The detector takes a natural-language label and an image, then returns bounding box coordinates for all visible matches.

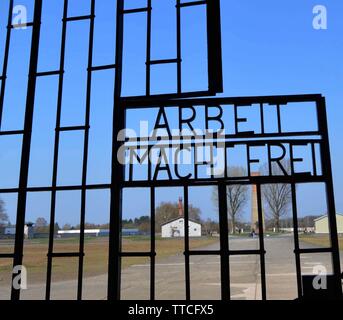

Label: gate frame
[0,0,340,301]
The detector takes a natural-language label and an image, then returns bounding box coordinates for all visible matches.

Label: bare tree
[35,217,48,227]
[0,198,9,226]
[262,160,292,232]
[212,167,248,234]
[35,217,49,233]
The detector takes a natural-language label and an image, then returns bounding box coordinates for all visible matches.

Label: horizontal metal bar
[125,137,322,148]
[177,1,207,8]
[0,184,111,194]
[186,249,264,256]
[64,15,95,22]
[120,252,154,257]
[57,125,89,132]
[0,130,25,136]
[123,176,327,188]
[122,7,150,14]
[89,64,116,72]
[229,249,266,256]
[48,252,84,258]
[0,253,14,258]
[11,22,34,29]
[0,76,5,80]
[127,131,321,141]
[187,250,221,255]
[187,249,265,256]
[36,70,62,77]
[296,247,333,254]
[121,90,216,104]
[147,58,180,65]
[122,93,323,108]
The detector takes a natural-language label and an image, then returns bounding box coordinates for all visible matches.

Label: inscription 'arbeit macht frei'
[121,104,321,182]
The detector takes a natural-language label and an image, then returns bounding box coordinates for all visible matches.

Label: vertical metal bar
[77,0,95,300]
[176,0,182,94]
[150,187,155,300]
[145,0,152,96]
[256,184,267,300]
[46,0,68,300]
[206,0,223,93]
[218,183,230,300]
[183,186,191,300]
[108,0,125,300]
[290,182,303,298]
[11,0,42,301]
[259,103,265,135]
[311,142,317,177]
[276,104,282,133]
[0,0,14,129]
[317,97,342,295]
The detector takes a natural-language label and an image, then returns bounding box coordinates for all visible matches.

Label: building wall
[315,214,343,234]
[161,218,201,238]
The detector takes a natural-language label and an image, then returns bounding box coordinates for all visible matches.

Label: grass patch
[299,234,343,248]
[0,236,218,284]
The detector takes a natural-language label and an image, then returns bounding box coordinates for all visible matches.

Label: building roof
[122,228,139,233]
[314,213,343,222]
[160,217,201,227]
[58,229,109,234]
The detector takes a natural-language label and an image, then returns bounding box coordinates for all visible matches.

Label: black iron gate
[0,0,341,300]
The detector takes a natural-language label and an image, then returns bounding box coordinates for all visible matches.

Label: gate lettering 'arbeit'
[0,0,341,300]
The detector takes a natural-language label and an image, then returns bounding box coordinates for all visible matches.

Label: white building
[161,217,202,238]
[314,213,343,234]
[57,229,109,237]
[4,227,16,235]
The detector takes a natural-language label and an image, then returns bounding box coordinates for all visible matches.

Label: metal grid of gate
[0,0,341,300]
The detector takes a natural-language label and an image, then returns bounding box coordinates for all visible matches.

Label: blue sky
[0,0,343,226]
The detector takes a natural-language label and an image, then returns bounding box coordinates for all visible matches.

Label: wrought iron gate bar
[124,139,323,149]
[77,0,96,301]
[108,0,125,300]
[0,130,25,136]
[36,70,63,77]
[122,177,329,188]
[218,183,230,300]
[11,0,43,300]
[57,126,90,132]
[121,0,222,100]
[177,1,207,8]
[296,248,333,254]
[45,0,69,301]
[89,64,116,71]
[0,0,13,129]
[122,94,323,107]
[48,252,84,258]
[183,186,191,300]
[147,59,181,65]
[0,0,341,301]
[11,22,34,29]
[120,252,153,257]
[290,182,303,297]
[64,15,95,22]
[123,7,151,15]
[256,184,267,300]
[150,186,156,300]
[317,98,342,287]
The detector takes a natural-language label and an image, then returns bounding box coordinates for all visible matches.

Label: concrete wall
[315,214,343,234]
[161,218,201,238]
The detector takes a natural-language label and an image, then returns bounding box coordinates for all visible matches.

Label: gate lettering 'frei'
[0,0,340,301]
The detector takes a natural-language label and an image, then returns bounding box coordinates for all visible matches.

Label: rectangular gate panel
[0,0,341,301]
[119,94,342,300]
[121,0,223,100]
